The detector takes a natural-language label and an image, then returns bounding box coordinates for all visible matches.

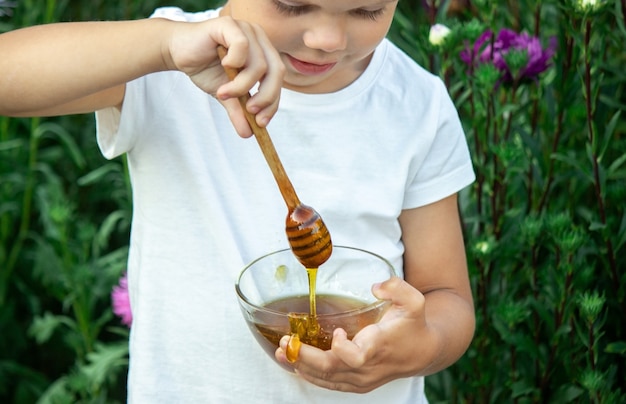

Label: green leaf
[617,211,626,250]
[28,312,76,345]
[552,152,594,184]
[35,376,74,404]
[0,138,24,151]
[599,110,621,160]
[33,122,86,169]
[588,221,606,231]
[80,342,129,391]
[511,380,537,399]
[93,210,129,255]
[0,360,48,399]
[550,384,585,403]
[605,341,626,355]
[77,163,122,186]
[607,152,626,179]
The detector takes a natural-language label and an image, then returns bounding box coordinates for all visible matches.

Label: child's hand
[274,194,475,393]
[275,277,441,393]
[165,16,284,137]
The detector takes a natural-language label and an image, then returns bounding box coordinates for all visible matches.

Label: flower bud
[577,291,605,324]
[429,24,452,46]
[577,0,600,11]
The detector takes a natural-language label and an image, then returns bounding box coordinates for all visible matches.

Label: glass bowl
[235,245,396,371]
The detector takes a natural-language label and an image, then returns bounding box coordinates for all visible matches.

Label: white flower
[576,0,603,11]
[429,24,452,46]
[474,241,492,255]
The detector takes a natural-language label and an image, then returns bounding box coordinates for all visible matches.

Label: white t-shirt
[96,7,475,403]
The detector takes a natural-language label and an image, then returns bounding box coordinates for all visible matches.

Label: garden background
[1,0,624,402]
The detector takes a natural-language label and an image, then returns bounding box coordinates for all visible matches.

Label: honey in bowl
[255,294,387,360]
[235,246,396,371]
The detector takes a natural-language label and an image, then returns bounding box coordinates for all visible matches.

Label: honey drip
[285,267,321,362]
[307,267,318,318]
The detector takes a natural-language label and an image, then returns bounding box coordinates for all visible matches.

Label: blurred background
[1,1,624,402]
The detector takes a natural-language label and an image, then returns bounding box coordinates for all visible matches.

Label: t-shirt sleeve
[402,79,475,209]
[94,6,220,160]
[95,77,145,160]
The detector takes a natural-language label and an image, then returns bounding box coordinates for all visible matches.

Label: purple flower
[461,28,556,83]
[112,273,132,327]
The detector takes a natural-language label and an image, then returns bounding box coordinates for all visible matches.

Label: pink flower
[112,273,132,327]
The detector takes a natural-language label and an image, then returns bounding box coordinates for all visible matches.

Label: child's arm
[395,192,475,374]
[0,17,283,135]
[275,193,475,392]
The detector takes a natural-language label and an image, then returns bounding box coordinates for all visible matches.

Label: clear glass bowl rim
[235,245,397,318]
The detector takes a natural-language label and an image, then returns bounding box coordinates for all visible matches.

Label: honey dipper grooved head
[286,204,332,268]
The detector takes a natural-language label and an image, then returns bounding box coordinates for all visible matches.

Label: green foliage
[0,0,218,403]
[0,1,221,402]
[0,111,131,403]
[389,0,626,402]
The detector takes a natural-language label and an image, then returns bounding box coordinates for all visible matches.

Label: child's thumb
[372,277,425,316]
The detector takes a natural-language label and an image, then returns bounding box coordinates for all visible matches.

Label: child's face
[221,0,399,93]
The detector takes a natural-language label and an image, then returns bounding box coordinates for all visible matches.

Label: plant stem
[533,2,541,37]
[470,86,485,236]
[588,320,596,371]
[510,343,518,404]
[0,117,9,246]
[537,33,574,212]
[1,118,39,304]
[582,20,619,288]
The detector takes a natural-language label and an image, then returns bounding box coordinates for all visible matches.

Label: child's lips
[287,55,337,76]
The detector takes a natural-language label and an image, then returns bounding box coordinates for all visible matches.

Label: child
[0,1,476,402]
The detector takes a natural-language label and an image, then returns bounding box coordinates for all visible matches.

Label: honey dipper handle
[217,46,301,209]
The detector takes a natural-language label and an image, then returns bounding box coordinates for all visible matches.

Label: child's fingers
[372,276,426,320]
[216,22,283,131]
[219,97,254,138]
[246,23,284,127]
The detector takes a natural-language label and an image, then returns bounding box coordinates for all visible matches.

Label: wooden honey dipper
[217,46,332,269]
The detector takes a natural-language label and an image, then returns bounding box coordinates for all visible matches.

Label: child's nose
[302,16,348,53]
